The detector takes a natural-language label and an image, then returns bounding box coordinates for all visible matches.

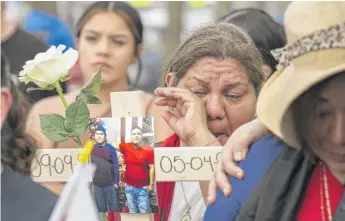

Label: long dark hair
[75,1,143,90]
[219,8,286,73]
[1,52,36,176]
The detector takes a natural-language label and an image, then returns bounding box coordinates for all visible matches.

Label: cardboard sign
[154,146,222,181]
[31,149,82,182]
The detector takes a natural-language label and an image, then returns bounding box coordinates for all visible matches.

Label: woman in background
[219,8,286,79]
[26,1,171,196]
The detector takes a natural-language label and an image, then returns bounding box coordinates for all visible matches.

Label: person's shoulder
[142,144,154,151]
[241,135,286,166]
[250,135,286,152]
[106,143,117,150]
[1,167,57,221]
[119,142,130,149]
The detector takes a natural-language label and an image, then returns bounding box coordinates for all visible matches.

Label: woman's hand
[207,118,269,204]
[154,87,215,146]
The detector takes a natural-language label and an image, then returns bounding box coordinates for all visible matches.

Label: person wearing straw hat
[231,2,345,221]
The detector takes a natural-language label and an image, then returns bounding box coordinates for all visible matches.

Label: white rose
[19,45,78,89]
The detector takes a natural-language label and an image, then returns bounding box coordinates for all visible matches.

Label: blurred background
[2,1,290,93]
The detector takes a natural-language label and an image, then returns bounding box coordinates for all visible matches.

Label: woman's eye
[190,89,206,97]
[318,111,331,119]
[225,93,242,102]
[85,36,97,42]
[112,39,125,45]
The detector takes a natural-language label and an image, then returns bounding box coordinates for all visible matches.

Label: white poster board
[31,149,82,182]
[154,146,222,181]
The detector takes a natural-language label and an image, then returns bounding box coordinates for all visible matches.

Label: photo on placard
[88,118,122,214]
[117,116,158,214]
[88,117,158,214]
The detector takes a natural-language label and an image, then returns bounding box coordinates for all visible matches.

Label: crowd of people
[1,1,345,221]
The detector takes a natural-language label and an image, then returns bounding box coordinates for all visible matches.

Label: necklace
[320,162,332,221]
[180,182,192,221]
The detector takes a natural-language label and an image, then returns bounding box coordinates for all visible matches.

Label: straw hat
[256,2,345,148]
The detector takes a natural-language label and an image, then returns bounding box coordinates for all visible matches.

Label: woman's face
[308,73,345,172]
[77,12,137,85]
[167,58,257,145]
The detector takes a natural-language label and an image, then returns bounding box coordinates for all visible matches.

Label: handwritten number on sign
[54,157,64,174]
[32,153,79,179]
[159,152,221,174]
[41,154,52,176]
[190,157,203,170]
[215,152,221,164]
[173,156,185,173]
[203,156,214,172]
[31,157,41,177]
[160,156,173,173]
[64,155,74,174]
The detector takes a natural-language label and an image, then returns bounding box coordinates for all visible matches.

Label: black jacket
[1,166,58,221]
[236,147,345,221]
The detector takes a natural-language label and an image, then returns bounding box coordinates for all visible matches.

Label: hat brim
[257,49,345,148]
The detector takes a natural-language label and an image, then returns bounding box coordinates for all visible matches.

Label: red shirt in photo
[119,143,154,187]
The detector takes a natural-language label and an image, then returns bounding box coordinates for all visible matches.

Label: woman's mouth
[213,133,226,138]
[212,133,229,145]
[93,62,111,69]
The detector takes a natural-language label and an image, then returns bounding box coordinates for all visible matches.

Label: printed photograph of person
[88,118,121,213]
[118,116,159,214]
[87,117,158,215]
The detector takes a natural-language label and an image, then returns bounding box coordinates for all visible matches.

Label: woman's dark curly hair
[1,52,36,176]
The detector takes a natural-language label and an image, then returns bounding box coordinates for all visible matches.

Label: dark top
[235,146,345,221]
[92,145,113,163]
[91,143,120,187]
[204,136,285,221]
[1,165,57,221]
[1,28,67,104]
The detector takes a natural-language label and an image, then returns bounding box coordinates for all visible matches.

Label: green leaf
[64,98,90,136]
[80,68,103,95]
[40,114,70,142]
[77,92,102,104]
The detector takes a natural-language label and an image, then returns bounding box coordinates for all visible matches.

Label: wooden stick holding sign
[154,146,222,181]
[110,91,153,221]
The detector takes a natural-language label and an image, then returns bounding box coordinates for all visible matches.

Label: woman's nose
[330,114,345,145]
[96,38,111,57]
[205,95,226,120]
